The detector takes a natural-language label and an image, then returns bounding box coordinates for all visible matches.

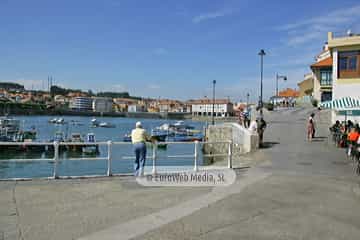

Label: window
[338,51,360,78]
[320,69,332,86]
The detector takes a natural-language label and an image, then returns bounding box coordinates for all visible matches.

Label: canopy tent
[320,97,360,124]
[320,97,360,110]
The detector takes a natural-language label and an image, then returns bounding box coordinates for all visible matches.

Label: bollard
[53,141,59,179]
[107,140,113,176]
[228,140,233,169]
[194,141,199,172]
[152,142,157,175]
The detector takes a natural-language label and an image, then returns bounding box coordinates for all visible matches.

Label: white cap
[136,121,142,128]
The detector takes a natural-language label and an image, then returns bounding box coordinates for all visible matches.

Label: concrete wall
[203,122,258,164]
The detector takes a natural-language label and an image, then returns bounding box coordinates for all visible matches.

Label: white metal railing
[0,140,234,180]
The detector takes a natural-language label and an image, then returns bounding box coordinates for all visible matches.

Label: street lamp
[276,74,287,97]
[258,49,266,118]
[212,80,216,125]
[246,93,250,109]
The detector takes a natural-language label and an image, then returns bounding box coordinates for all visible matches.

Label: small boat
[82,133,99,154]
[56,118,66,124]
[99,122,116,128]
[91,118,99,127]
[123,133,167,149]
[123,133,132,142]
[49,118,58,123]
[167,133,204,142]
[67,133,84,152]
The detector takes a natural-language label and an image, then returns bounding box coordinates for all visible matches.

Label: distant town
[0,81,240,117]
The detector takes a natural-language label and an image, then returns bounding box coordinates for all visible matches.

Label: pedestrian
[249,118,258,133]
[307,113,315,141]
[131,121,150,177]
[258,118,267,148]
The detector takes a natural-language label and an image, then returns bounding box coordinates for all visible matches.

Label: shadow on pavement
[260,142,280,149]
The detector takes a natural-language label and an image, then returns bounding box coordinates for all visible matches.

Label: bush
[311,99,318,107]
[265,103,274,111]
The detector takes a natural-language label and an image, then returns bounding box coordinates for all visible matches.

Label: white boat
[99,122,115,128]
[91,118,99,127]
[49,118,57,123]
[56,118,65,124]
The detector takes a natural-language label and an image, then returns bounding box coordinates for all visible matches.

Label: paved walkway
[1,108,360,240]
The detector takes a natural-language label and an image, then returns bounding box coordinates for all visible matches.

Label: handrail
[0,140,235,180]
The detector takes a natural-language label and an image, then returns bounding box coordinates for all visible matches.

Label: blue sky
[1,0,360,102]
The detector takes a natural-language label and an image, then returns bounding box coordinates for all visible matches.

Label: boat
[67,133,84,152]
[0,117,45,152]
[122,133,167,149]
[152,121,203,142]
[166,133,204,142]
[91,118,99,127]
[49,118,58,124]
[56,118,66,124]
[82,133,99,154]
[99,122,116,128]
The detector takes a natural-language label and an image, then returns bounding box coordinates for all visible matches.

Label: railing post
[152,142,157,175]
[53,141,59,179]
[228,140,233,169]
[107,140,113,176]
[194,140,199,172]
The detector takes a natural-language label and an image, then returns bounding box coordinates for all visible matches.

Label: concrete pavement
[1,107,360,240]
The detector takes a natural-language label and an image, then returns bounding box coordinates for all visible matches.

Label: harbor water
[0,116,207,179]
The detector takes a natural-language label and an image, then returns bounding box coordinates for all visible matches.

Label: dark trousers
[134,142,146,176]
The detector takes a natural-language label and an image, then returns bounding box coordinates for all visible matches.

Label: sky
[0,0,360,102]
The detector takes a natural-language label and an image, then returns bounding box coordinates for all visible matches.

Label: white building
[128,104,145,112]
[189,99,234,117]
[328,31,360,123]
[92,97,113,113]
[69,97,93,111]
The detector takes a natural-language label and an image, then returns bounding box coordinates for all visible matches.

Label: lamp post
[212,80,216,125]
[276,73,287,97]
[246,93,250,109]
[258,49,266,118]
[276,74,287,107]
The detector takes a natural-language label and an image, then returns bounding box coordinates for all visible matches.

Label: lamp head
[258,49,266,56]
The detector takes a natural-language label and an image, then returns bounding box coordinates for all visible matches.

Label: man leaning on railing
[131,121,151,177]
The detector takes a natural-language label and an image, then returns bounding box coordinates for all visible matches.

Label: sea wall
[203,123,259,164]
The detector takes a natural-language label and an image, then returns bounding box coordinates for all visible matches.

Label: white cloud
[278,4,360,46]
[192,9,233,23]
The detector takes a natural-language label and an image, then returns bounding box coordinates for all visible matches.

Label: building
[328,31,360,123]
[311,45,333,103]
[297,73,314,104]
[92,97,113,113]
[157,99,187,113]
[113,98,138,112]
[69,97,93,111]
[270,88,299,106]
[189,99,234,117]
[128,104,146,112]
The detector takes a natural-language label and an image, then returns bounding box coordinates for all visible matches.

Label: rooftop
[311,57,333,68]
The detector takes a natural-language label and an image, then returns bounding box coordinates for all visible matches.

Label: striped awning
[320,97,360,110]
